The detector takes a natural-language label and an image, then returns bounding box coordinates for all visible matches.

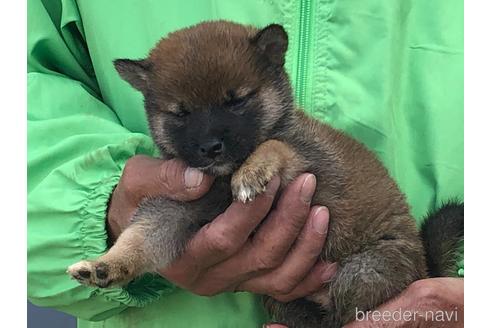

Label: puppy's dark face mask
[114,21,294,176]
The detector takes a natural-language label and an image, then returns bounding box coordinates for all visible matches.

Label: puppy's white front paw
[235,183,258,203]
[231,165,274,203]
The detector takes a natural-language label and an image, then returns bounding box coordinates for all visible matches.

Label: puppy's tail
[420,200,464,277]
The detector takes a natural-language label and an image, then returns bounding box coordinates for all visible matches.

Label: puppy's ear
[113,59,151,92]
[251,24,288,67]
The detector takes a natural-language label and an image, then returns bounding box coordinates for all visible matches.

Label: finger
[344,278,464,327]
[160,178,280,287]
[122,155,215,202]
[272,261,337,303]
[189,175,316,293]
[237,206,331,296]
[187,177,280,264]
[246,174,316,272]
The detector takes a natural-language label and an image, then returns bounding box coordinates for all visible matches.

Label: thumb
[157,158,215,201]
[122,155,215,202]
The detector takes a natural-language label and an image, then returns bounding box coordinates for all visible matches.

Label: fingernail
[184,167,203,188]
[321,262,337,282]
[312,206,329,234]
[300,174,316,203]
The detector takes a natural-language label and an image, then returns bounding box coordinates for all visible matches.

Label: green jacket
[27,0,464,327]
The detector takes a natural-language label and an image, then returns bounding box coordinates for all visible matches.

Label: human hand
[264,278,464,328]
[107,155,215,242]
[344,277,464,328]
[160,173,336,300]
[108,155,336,300]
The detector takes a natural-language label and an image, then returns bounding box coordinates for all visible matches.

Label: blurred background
[28,301,76,328]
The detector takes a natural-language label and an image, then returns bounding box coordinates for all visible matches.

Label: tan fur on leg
[67,224,150,287]
[231,139,305,202]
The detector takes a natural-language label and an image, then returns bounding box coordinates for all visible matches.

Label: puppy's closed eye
[224,89,257,109]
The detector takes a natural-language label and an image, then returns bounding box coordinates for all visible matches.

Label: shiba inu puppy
[68,21,464,327]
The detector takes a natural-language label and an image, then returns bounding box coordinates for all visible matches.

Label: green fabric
[27,0,463,327]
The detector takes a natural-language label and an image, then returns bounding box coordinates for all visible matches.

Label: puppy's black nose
[199,139,224,159]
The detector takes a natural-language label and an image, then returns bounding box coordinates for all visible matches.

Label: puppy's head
[115,21,294,175]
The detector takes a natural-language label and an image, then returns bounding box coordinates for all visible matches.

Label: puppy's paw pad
[93,262,112,287]
[67,260,95,285]
[67,260,125,288]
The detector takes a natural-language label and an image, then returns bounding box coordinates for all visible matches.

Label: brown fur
[148,23,260,115]
[67,225,151,287]
[237,112,427,326]
[231,139,306,202]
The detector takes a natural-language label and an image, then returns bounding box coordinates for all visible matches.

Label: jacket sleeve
[27,0,175,320]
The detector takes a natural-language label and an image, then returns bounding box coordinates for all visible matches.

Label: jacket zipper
[295,0,313,109]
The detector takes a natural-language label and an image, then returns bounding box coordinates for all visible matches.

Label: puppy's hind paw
[67,260,130,288]
[67,260,95,286]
